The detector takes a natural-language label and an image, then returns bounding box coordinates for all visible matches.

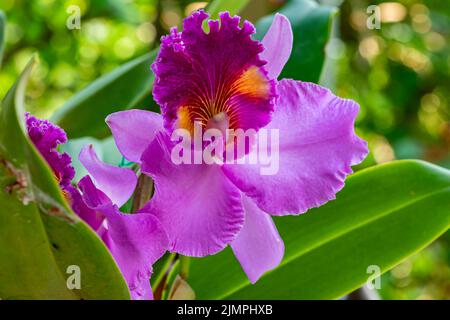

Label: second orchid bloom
[96,9,367,287]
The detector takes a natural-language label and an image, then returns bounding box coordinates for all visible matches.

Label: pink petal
[231,195,284,283]
[260,13,293,79]
[106,110,163,163]
[152,11,276,134]
[103,209,167,300]
[139,132,245,257]
[79,145,137,207]
[78,176,168,300]
[223,79,369,215]
[66,184,104,230]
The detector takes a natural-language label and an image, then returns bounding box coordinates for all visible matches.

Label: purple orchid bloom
[25,114,168,300]
[26,113,75,190]
[105,11,368,283]
[77,145,168,299]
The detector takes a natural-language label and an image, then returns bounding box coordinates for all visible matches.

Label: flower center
[175,66,271,135]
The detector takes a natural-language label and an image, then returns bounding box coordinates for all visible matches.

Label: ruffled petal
[25,113,75,188]
[131,279,153,300]
[79,145,137,207]
[106,110,163,163]
[152,10,276,134]
[65,184,104,230]
[223,79,369,215]
[140,132,245,257]
[260,13,293,79]
[231,195,284,283]
[78,176,168,300]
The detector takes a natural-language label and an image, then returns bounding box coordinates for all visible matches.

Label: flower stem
[130,173,154,212]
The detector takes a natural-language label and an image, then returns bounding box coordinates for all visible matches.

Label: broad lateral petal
[140,132,245,257]
[79,145,137,207]
[231,195,284,283]
[223,79,369,215]
[103,208,168,300]
[260,13,293,79]
[106,110,163,163]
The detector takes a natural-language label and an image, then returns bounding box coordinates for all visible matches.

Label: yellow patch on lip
[232,66,271,99]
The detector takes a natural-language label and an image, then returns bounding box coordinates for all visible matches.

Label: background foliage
[0,0,449,299]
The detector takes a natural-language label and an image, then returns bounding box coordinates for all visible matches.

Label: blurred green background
[0,0,448,299]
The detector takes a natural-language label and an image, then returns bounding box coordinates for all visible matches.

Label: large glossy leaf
[0,57,130,299]
[52,52,157,139]
[189,160,450,299]
[0,10,5,68]
[255,0,337,83]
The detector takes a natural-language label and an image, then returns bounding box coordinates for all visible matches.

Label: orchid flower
[77,145,168,299]
[25,114,168,300]
[106,10,369,283]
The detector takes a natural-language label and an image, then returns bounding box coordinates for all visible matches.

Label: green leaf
[0,57,130,299]
[0,10,5,68]
[52,52,157,139]
[255,0,337,83]
[189,160,450,299]
[206,0,250,19]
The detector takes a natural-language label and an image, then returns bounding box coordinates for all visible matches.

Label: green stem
[162,260,180,300]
